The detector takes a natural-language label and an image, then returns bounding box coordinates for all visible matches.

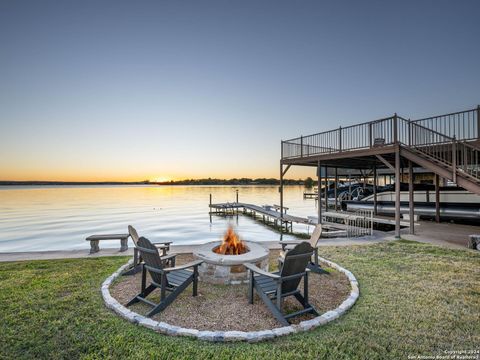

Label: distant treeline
[156,178,305,185]
[0,181,152,186]
[0,178,308,186]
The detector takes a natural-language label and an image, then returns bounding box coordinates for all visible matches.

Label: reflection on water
[0,185,317,252]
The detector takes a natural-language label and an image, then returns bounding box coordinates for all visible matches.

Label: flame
[214,226,248,255]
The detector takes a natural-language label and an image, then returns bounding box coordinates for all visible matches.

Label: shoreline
[0,180,306,187]
[0,221,473,263]
[0,237,386,262]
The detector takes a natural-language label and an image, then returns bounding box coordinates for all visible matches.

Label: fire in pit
[213,226,249,255]
[194,231,269,285]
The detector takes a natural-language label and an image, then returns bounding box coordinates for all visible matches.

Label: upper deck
[281,107,480,169]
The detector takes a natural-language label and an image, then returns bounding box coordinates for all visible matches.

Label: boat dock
[209,197,413,235]
[209,201,310,232]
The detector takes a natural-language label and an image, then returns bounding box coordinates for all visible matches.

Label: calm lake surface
[0,185,318,252]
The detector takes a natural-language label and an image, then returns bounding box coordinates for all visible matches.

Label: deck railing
[282,106,480,160]
[281,116,398,159]
[412,107,480,141]
[282,106,480,185]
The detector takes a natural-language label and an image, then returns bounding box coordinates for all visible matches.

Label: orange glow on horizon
[0,162,314,182]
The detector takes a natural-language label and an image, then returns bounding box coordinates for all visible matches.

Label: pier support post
[395,148,401,239]
[409,161,414,234]
[435,174,440,223]
[317,161,322,224]
[280,163,284,228]
[209,194,212,223]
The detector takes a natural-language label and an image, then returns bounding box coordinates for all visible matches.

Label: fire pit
[194,226,269,285]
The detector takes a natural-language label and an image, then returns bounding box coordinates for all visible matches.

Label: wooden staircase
[400,119,480,195]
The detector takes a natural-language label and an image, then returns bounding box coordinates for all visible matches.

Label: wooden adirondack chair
[126,236,203,317]
[126,225,175,274]
[244,242,318,326]
[278,224,325,273]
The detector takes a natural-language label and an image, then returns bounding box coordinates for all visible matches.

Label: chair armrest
[153,241,172,245]
[162,260,203,273]
[243,263,280,279]
[278,240,302,250]
[154,244,170,250]
[160,254,176,262]
[278,240,302,245]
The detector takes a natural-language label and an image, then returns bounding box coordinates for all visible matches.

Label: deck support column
[317,161,322,224]
[409,161,414,234]
[348,174,352,200]
[334,167,338,211]
[435,174,440,223]
[324,166,328,212]
[395,148,401,239]
[373,164,377,216]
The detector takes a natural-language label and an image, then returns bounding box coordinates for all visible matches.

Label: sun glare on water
[151,177,172,183]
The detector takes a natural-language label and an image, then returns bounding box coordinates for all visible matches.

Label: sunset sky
[1,1,479,181]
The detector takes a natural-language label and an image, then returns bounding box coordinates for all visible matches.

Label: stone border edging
[101,256,359,342]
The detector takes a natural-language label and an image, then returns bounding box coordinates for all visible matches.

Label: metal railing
[412,107,480,141]
[281,105,480,186]
[402,119,455,165]
[282,106,480,159]
[346,209,373,238]
[281,116,398,159]
[456,141,480,182]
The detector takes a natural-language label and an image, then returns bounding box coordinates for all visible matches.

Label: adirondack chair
[244,242,318,326]
[278,224,325,273]
[127,225,175,274]
[126,236,203,317]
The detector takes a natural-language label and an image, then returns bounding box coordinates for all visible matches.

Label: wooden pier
[209,202,310,232]
[209,198,411,236]
[303,192,318,199]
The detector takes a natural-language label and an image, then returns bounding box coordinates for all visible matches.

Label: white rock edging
[101,256,359,342]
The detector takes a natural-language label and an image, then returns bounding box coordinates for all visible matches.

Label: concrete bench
[468,235,480,250]
[86,234,130,254]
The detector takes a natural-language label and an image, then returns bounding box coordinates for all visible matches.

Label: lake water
[0,185,318,252]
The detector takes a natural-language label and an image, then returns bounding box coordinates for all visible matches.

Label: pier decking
[209,202,309,232]
[209,201,412,235]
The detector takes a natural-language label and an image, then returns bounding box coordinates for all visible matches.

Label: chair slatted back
[309,224,322,248]
[137,237,167,285]
[279,242,314,293]
[128,225,140,247]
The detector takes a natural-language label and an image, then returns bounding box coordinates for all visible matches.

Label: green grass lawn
[1,241,479,360]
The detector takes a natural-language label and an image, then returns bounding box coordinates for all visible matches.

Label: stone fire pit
[194,241,269,284]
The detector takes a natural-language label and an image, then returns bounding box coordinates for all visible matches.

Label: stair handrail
[454,140,480,182]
